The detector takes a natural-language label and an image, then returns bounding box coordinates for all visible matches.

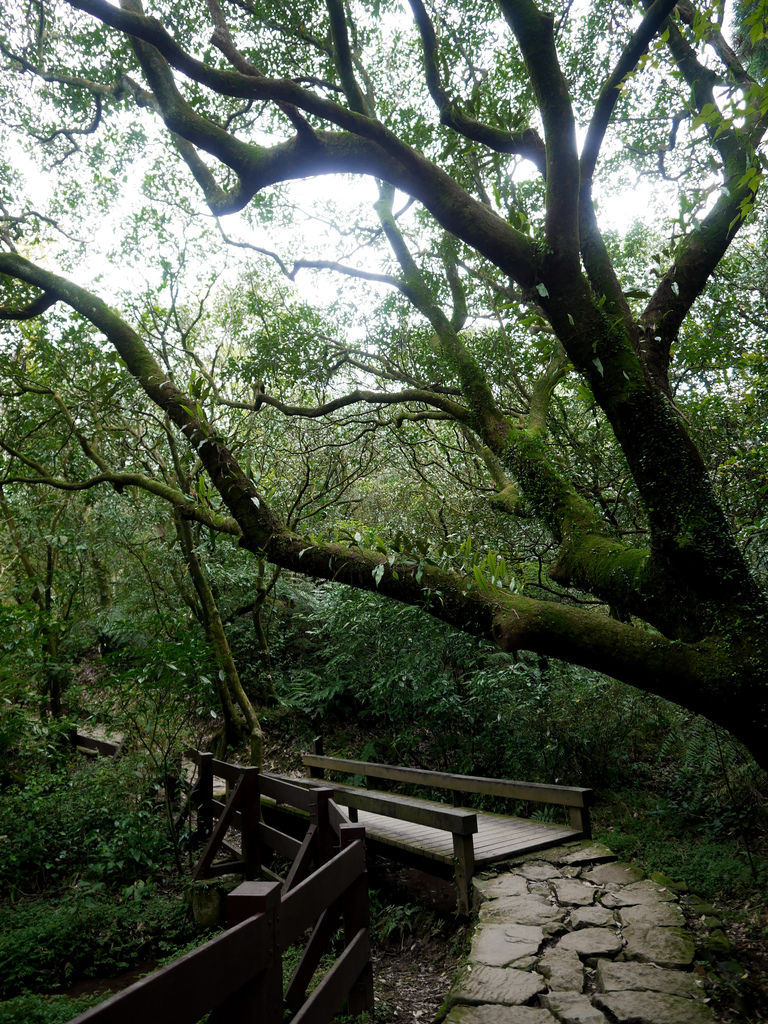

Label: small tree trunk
[175,512,264,767]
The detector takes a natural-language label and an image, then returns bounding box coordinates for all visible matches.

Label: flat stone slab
[623,925,695,968]
[506,843,581,866]
[601,880,678,908]
[618,901,685,929]
[595,960,705,1000]
[445,1007,558,1024]
[474,875,530,900]
[461,848,705,1024]
[516,862,564,881]
[559,843,616,866]
[448,966,547,1007]
[537,947,584,991]
[570,905,615,929]
[478,895,565,928]
[556,927,624,959]
[552,879,598,906]
[582,862,645,888]
[593,991,715,1024]
[471,924,545,966]
[540,992,608,1023]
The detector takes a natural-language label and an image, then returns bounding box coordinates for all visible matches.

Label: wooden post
[212,881,282,1024]
[310,736,325,778]
[311,787,335,866]
[240,767,261,879]
[452,832,475,916]
[569,801,592,839]
[339,827,374,1016]
[195,752,214,844]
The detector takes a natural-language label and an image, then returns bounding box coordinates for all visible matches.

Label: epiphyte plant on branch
[1,0,768,766]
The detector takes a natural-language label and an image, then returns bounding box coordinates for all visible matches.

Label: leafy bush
[594,789,768,899]
[0,754,172,896]
[0,892,194,998]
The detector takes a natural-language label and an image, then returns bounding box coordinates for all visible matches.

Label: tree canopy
[1,0,768,766]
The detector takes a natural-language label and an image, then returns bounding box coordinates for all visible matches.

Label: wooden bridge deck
[351,799,580,868]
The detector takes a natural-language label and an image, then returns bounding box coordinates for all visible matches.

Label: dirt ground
[368,865,468,1023]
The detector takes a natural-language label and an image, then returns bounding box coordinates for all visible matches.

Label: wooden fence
[70,754,373,1024]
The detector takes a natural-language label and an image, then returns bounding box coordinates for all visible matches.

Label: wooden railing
[71,754,373,1024]
[189,751,344,888]
[304,739,593,835]
[301,740,593,913]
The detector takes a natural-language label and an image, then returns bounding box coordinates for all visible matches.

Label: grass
[0,992,102,1024]
[592,788,768,901]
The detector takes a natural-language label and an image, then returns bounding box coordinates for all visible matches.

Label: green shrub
[275,585,674,789]
[0,892,194,998]
[0,754,172,896]
[594,790,768,899]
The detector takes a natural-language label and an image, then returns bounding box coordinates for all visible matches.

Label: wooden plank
[355,819,454,863]
[352,808,579,868]
[205,859,247,876]
[259,821,302,860]
[453,832,475,915]
[280,842,365,947]
[193,772,247,880]
[261,772,320,811]
[341,860,374,1014]
[331,788,477,835]
[73,733,122,757]
[328,799,348,836]
[569,803,592,837]
[240,768,260,878]
[284,824,318,894]
[284,904,342,1011]
[210,757,248,783]
[474,833,577,865]
[302,754,591,807]
[476,823,575,845]
[291,929,370,1024]
[195,751,215,843]
[70,914,270,1024]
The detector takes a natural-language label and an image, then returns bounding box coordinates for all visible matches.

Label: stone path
[439,840,718,1024]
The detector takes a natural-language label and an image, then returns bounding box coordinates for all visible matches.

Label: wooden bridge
[69,746,592,1023]
[295,743,593,913]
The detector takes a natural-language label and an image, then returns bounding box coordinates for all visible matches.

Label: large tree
[1,0,768,765]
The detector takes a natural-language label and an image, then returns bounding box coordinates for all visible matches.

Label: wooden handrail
[280,841,366,946]
[72,757,374,1024]
[71,912,272,1024]
[329,786,478,835]
[302,753,592,808]
[71,730,123,758]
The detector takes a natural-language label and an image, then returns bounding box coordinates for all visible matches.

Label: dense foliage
[2,0,768,770]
